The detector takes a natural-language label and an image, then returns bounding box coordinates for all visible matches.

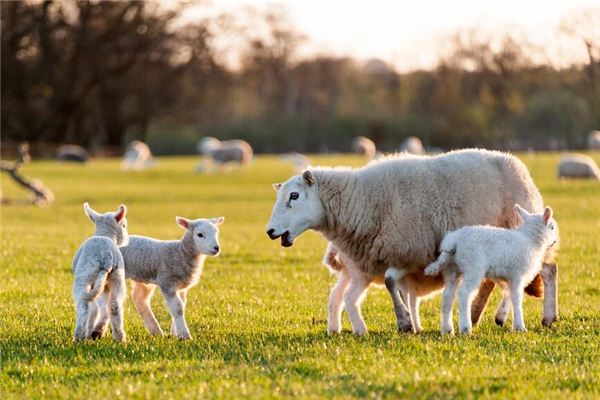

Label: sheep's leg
[107,270,126,342]
[74,297,91,342]
[162,287,191,340]
[409,293,422,333]
[171,290,188,336]
[494,284,511,327]
[91,289,110,339]
[384,270,413,333]
[541,263,558,327]
[458,270,485,334]
[132,281,163,336]
[470,279,495,326]
[509,279,526,332]
[327,272,350,335]
[85,300,99,339]
[343,276,369,335]
[441,271,458,335]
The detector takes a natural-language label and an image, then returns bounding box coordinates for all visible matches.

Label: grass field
[1,153,599,399]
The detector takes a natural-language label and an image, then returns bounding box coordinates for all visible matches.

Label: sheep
[557,154,600,180]
[399,136,424,154]
[352,136,376,160]
[588,131,600,150]
[57,144,89,163]
[120,216,224,339]
[424,205,558,335]
[121,140,154,171]
[281,152,311,173]
[267,149,560,333]
[72,203,129,342]
[196,137,253,173]
[323,243,442,335]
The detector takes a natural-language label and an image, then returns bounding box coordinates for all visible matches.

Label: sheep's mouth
[281,231,294,247]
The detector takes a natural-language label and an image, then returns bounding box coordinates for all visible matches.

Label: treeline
[2,1,599,154]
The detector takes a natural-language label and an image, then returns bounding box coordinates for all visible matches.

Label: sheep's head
[515,204,558,248]
[267,170,324,247]
[176,216,224,256]
[83,202,129,246]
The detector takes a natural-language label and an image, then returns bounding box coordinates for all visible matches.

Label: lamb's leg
[541,263,558,327]
[91,289,110,339]
[494,284,511,327]
[74,298,91,342]
[408,293,422,333]
[509,279,527,332]
[171,290,188,336]
[343,276,369,335]
[384,269,413,333]
[327,272,350,335]
[162,287,192,340]
[441,271,458,335]
[107,270,126,342]
[458,269,485,334]
[470,279,495,326]
[132,281,163,336]
[85,300,99,339]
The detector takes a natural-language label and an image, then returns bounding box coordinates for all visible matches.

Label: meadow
[1,153,599,399]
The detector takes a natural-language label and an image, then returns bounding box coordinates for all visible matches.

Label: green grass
[1,153,599,399]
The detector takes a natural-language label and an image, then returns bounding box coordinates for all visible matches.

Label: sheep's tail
[424,241,456,276]
[87,269,109,300]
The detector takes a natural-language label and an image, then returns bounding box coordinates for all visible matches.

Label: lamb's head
[267,170,324,247]
[83,202,129,246]
[515,204,558,248]
[176,216,224,256]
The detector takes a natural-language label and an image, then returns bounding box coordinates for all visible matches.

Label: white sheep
[323,243,442,335]
[121,140,154,171]
[557,154,600,180]
[196,137,253,173]
[281,152,311,173]
[425,205,558,335]
[399,136,424,154]
[588,131,600,150]
[120,216,224,339]
[352,136,376,160]
[267,149,560,333]
[72,203,129,342]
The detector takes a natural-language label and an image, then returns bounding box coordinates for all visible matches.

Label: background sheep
[120,216,224,340]
[399,136,424,154]
[57,145,89,163]
[267,149,559,333]
[352,136,376,160]
[557,154,600,180]
[588,131,600,150]
[196,137,253,173]
[72,203,128,342]
[121,140,154,171]
[280,152,311,173]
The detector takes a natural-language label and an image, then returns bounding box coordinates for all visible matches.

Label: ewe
[425,205,558,335]
[121,216,224,339]
[196,137,253,172]
[352,136,376,160]
[557,154,600,180]
[72,203,129,342]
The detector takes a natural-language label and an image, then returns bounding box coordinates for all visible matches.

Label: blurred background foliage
[2,1,599,155]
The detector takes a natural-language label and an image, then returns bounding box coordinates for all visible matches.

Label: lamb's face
[516,204,558,248]
[177,217,224,256]
[267,171,324,247]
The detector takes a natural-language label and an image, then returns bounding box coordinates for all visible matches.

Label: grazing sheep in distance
[72,203,129,342]
[281,152,311,173]
[57,145,89,163]
[122,140,155,171]
[120,216,224,339]
[267,149,560,333]
[588,131,600,150]
[557,154,600,180]
[196,137,253,173]
[399,136,424,154]
[352,136,376,160]
[425,205,558,335]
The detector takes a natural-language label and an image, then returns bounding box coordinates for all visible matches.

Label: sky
[183,0,600,71]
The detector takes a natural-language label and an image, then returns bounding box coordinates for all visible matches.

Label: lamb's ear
[114,204,127,223]
[83,202,99,223]
[514,204,530,221]
[543,207,553,224]
[303,170,315,186]
[272,183,282,192]
[210,217,225,226]
[175,216,191,230]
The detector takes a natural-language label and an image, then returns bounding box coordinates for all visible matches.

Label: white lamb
[72,203,129,342]
[120,216,224,339]
[425,204,558,335]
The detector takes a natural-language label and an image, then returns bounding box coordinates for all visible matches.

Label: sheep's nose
[213,245,220,253]
[267,228,276,239]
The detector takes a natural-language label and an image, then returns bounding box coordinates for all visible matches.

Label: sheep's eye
[197,233,204,238]
[290,192,299,201]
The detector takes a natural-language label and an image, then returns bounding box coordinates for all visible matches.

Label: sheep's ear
[514,204,530,221]
[83,202,99,223]
[211,217,225,226]
[272,183,282,192]
[176,216,191,230]
[303,170,315,186]
[543,207,553,224]
[114,204,127,223]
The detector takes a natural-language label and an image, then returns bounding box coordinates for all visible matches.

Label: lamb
[557,154,600,180]
[267,149,560,333]
[588,131,600,150]
[121,140,154,171]
[424,205,558,335]
[120,216,224,339]
[323,243,442,335]
[352,136,376,160]
[399,136,424,154]
[196,137,253,173]
[72,203,129,342]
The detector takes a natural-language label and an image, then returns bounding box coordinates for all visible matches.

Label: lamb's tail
[87,269,109,301]
[424,241,456,276]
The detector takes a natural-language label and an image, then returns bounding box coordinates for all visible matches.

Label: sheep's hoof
[327,328,341,336]
[397,322,415,334]
[90,330,104,340]
[459,327,472,335]
[441,329,454,336]
[513,326,527,333]
[542,316,558,327]
[495,317,506,327]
